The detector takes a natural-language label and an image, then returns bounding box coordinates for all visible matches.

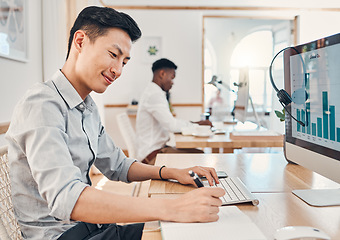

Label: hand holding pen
[188,170,204,188]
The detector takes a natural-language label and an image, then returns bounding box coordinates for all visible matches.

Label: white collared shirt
[135,82,192,161]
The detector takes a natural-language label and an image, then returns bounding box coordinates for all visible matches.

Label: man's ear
[73,30,86,53]
[159,69,166,79]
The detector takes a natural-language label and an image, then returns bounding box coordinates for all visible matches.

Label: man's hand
[163,166,219,186]
[166,187,225,222]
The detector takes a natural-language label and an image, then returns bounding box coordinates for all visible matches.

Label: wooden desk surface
[144,153,340,240]
[146,192,340,240]
[148,153,339,196]
[174,132,283,151]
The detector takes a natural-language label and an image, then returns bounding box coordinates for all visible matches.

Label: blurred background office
[1,0,340,153]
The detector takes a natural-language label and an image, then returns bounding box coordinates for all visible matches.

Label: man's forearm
[71,186,174,223]
[71,184,224,224]
[127,161,159,181]
[127,161,180,182]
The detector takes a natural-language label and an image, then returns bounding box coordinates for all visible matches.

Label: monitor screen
[233,67,249,123]
[284,33,340,206]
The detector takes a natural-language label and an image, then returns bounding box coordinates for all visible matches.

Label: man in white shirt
[136,58,211,164]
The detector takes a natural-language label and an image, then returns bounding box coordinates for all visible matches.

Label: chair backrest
[116,113,137,159]
[0,146,23,240]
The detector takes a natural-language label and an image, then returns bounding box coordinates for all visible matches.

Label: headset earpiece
[277,89,292,106]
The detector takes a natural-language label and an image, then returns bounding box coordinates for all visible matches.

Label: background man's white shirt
[135,82,192,161]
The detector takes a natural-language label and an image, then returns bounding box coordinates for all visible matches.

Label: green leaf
[274,109,285,122]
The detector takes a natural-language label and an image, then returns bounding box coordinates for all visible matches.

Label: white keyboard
[205,177,259,206]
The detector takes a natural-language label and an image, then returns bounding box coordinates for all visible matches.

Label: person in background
[135,58,212,165]
[5,6,224,240]
[208,88,224,109]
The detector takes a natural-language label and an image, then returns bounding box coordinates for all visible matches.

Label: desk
[143,153,340,240]
[175,133,283,153]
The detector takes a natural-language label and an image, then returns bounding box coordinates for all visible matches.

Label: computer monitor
[232,67,261,128]
[233,67,250,123]
[284,33,340,206]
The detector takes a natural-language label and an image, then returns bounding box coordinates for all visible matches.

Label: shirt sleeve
[93,125,136,182]
[8,88,89,221]
[146,91,192,132]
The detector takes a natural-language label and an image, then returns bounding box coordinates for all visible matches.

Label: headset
[269,46,307,127]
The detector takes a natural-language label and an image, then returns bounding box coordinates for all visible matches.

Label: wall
[0,0,43,123]
[0,0,43,145]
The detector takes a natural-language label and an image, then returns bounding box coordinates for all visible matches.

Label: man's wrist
[159,165,167,180]
[159,166,174,180]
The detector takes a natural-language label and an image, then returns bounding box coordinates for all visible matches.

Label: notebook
[160,206,267,240]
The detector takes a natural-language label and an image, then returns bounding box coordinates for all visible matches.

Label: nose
[110,64,122,79]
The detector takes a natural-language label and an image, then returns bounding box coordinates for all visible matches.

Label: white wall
[42,1,68,82]
[299,11,340,44]
[0,0,43,123]
[101,10,203,105]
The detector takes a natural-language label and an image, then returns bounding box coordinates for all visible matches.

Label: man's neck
[61,62,89,100]
[152,79,164,92]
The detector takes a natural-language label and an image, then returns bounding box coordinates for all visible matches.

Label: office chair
[0,145,23,240]
[116,113,141,197]
[116,112,137,159]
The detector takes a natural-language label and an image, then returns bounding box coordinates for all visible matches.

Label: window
[230,30,273,112]
[204,40,219,110]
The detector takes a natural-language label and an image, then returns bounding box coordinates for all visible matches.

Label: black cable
[279,101,305,127]
[269,46,308,127]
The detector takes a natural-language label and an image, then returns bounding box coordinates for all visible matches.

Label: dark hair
[152,58,177,73]
[66,6,142,59]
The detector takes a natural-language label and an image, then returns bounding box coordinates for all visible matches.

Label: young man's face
[160,68,176,92]
[74,28,132,98]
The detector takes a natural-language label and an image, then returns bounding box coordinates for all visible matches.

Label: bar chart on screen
[290,44,340,152]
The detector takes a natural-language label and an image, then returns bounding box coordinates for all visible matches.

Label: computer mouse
[274,226,330,240]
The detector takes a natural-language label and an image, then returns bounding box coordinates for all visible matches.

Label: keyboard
[204,177,259,206]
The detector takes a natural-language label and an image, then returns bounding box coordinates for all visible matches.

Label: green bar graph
[297,109,301,132]
[303,91,338,142]
[330,106,335,141]
[317,118,322,138]
[312,123,316,136]
[306,102,311,134]
[301,110,305,133]
[322,92,329,139]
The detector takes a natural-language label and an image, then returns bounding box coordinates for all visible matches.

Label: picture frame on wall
[142,36,162,63]
[0,0,27,62]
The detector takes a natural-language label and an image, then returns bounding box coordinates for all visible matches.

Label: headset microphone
[269,47,306,127]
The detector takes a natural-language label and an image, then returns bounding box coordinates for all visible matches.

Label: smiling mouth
[103,74,115,85]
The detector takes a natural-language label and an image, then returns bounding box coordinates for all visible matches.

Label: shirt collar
[50,70,95,111]
[151,81,165,94]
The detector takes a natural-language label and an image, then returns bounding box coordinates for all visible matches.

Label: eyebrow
[112,44,131,60]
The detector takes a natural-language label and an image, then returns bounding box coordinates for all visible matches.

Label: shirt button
[79,104,84,109]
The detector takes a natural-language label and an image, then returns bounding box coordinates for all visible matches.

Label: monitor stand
[249,95,261,129]
[292,189,340,206]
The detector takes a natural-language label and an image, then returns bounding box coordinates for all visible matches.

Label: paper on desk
[160,206,266,240]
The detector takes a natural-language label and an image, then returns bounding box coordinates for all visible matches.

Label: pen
[188,170,204,188]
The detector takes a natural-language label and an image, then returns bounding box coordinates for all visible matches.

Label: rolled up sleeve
[94,126,136,182]
[8,88,92,220]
